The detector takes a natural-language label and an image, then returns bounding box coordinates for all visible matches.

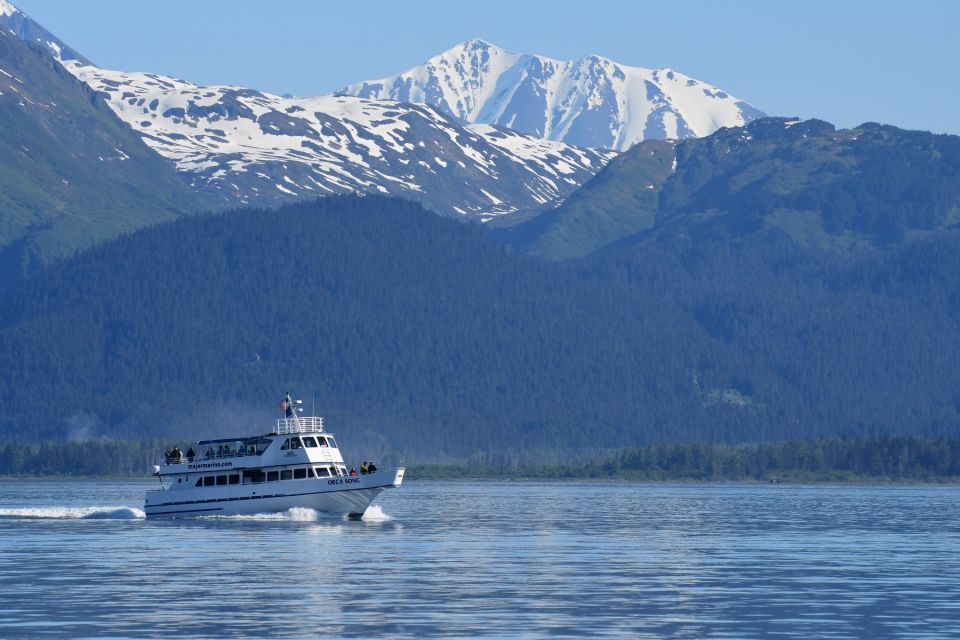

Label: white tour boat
[144,393,405,518]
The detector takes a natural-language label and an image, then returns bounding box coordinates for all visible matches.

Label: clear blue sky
[13,0,960,135]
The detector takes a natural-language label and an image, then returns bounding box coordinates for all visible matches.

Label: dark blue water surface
[0,480,958,638]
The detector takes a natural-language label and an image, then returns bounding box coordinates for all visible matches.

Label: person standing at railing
[186,447,195,463]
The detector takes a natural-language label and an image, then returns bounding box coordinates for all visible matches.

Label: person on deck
[367,461,378,474]
[186,447,195,463]
[349,467,358,477]
[360,461,369,475]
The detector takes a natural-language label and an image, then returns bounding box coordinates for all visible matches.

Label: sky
[12,0,960,135]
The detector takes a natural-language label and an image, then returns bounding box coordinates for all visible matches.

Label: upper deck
[274,416,323,435]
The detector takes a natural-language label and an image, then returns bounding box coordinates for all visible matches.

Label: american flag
[279,399,291,412]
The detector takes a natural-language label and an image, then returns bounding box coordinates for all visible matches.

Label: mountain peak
[454,37,499,52]
[0,0,91,63]
[340,44,764,150]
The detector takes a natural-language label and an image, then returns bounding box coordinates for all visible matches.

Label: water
[0,480,958,638]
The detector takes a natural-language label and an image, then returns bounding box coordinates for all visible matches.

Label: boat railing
[158,449,261,466]
[275,416,323,434]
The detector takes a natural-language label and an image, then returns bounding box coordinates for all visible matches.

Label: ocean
[0,479,958,638]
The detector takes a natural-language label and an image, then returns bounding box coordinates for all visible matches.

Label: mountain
[0,0,90,64]
[3,195,960,458]
[501,117,960,259]
[0,25,205,283]
[340,39,765,151]
[60,61,613,220]
[0,2,613,224]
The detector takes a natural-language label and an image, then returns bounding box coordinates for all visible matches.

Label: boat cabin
[155,414,353,491]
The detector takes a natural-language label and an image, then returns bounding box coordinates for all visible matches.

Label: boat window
[307,468,315,478]
[319,437,329,447]
[243,470,264,484]
[195,478,203,487]
[281,469,293,480]
[280,438,290,450]
[291,439,302,449]
[203,476,215,487]
[216,475,228,486]
[294,468,306,480]
[302,437,318,448]
[229,474,240,485]
[326,437,338,449]
[267,471,279,482]
[315,467,330,477]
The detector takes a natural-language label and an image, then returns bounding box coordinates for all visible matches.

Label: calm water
[0,480,957,639]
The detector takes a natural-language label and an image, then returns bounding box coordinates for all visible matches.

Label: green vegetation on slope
[502,118,960,259]
[2,195,960,458]
[0,30,206,283]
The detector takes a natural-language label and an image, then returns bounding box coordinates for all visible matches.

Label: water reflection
[0,480,958,637]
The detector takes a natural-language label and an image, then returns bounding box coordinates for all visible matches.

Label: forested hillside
[2,195,959,460]
[501,118,960,259]
[0,28,207,284]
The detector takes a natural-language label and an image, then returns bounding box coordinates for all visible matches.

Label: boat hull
[144,468,404,519]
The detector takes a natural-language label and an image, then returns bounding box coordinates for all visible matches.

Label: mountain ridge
[0,26,205,282]
[340,38,765,151]
[500,117,960,259]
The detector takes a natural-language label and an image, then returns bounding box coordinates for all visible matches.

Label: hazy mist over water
[0,480,958,638]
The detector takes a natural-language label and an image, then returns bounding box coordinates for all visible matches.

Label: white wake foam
[198,507,325,521]
[361,504,392,521]
[0,506,145,520]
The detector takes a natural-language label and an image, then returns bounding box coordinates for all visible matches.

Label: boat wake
[0,506,146,520]
[361,504,392,521]
[198,507,328,521]
[195,504,392,522]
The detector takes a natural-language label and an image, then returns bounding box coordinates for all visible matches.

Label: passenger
[186,447,195,463]
[172,447,183,463]
[164,449,173,464]
[205,447,214,459]
[349,467,358,477]
[360,461,369,475]
[368,461,378,474]
[223,444,232,457]
[217,445,223,457]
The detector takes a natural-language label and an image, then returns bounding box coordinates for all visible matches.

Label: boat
[144,393,405,519]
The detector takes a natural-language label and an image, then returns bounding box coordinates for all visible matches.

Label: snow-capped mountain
[340,39,764,151]
[62,62,614,218]
[0,3,614,219]
[0,0,89,63]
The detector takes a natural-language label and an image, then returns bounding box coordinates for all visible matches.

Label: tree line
[2,436,959,482]
[414,436,960,482]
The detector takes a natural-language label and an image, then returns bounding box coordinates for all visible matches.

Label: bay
[0,480,958,638]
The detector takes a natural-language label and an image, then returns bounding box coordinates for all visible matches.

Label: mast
[282,391,304,430]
